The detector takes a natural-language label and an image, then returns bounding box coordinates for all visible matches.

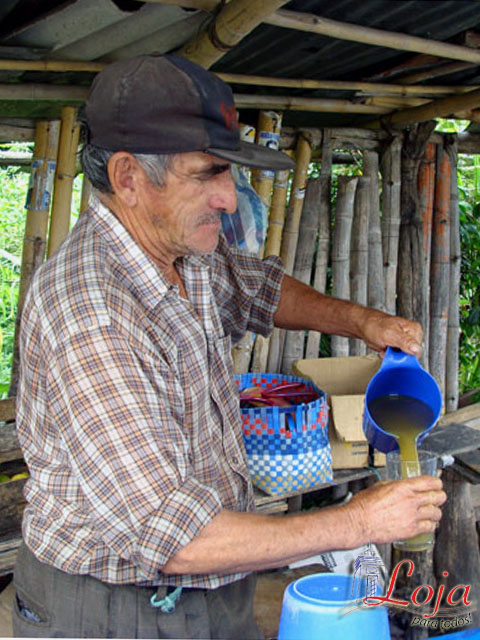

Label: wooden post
[9,120,60,395]
[80,175,92,213]
[397,121,436,369]
[281,177,322,373]
[349,177,370,356]
[380,136,402,316]
[250,112,284,373]
[446,135,461,413]
[418,142,436,365]
[266,135,311,372]
[363,151,385,314]
[47,107,80,257]
[434,468,480,627]
[429,140,451,398]
[390,547,434,639]
[330,176,358,357]
[305,129,332,360]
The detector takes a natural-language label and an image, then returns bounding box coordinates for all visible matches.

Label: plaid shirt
[16,201,284,588]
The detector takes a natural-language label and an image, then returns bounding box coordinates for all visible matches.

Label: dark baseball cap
[85,54,294,171]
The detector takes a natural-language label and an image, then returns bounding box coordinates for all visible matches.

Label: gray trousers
[13,543,262,639]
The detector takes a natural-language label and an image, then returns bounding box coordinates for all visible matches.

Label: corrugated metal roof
[0,0,479,127]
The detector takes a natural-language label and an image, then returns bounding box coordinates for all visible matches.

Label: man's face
[138,152,237,263]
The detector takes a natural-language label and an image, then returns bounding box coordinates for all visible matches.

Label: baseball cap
[85,54,294,171]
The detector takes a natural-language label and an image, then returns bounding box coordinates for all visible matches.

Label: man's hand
[344,476,446,545]
[358,308,423,357]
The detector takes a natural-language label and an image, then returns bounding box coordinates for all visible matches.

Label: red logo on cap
[220,102,238,131]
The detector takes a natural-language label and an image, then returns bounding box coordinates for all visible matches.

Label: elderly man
[13,54,445,639]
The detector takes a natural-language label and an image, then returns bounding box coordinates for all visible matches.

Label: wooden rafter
[265,10,480,64]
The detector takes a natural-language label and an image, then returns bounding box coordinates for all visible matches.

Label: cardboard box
[293,355,382,469]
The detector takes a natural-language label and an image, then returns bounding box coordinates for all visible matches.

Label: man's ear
[107,152,141,206]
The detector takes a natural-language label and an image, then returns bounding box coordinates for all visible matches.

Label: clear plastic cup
[385,450,438,552]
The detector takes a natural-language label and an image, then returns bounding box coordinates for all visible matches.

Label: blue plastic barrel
[277,573,390,640]
[362,346,442,453]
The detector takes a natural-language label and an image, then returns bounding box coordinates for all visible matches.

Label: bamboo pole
[445,136,460,413]
[0,59,106,73]
[429,141,451,397]
[349,177,370,356]
[47,107,81,257]
[281,177,323,373]
[399,61,476,85]
[9,120,60,395]
[231,124,257,375]
[80,176,92,213]
[369,88,480,129]
[305,130,332,360]
[263,163,291,257]
[0,57,475,99]
[250,111,282,217]
[418,142,436,365]
[250,111,284,373]
[397,121,436,370]
[363,151,385,313]
[216,71,476,96]
[0,84,88,101]
[330,176,358,358]
[265,10,480,64]
[266,135,311,373]
[234,94,389,114]
[380,136,402,315]
[177,0,290,69]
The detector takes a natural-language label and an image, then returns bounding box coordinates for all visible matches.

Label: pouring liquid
[369,394,436,551]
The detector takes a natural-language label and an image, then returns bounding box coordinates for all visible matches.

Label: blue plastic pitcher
[277,573,390,640]
[362,346,442,454]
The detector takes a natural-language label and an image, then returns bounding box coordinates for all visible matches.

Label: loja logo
[362,559,473,631]
[220,102,238,131]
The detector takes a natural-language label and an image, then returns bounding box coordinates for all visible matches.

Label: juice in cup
[370,394,437,551]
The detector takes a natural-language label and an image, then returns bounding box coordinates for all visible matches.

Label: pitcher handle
[380,346,421,371]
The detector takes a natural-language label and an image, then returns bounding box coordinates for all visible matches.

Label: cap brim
[206,141,295,171]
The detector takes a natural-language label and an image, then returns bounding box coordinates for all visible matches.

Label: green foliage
[457,153,480,394]
[0,166,28,395]
[0,148,82,398]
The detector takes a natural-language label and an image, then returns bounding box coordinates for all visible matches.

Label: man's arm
[163,475,445,575]
[274,275,423,357]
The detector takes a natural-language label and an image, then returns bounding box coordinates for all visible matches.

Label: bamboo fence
[239,123,465,413]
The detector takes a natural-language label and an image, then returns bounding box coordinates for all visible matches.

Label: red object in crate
[239,381,320,409]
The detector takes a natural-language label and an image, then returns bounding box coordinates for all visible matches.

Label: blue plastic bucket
[277,573,390,640]
[362,347,442,453]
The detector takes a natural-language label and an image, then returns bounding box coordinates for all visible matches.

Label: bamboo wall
[235,117,464,414]
[0,116,477,418]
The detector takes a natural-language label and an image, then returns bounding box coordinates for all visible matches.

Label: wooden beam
[235,93,389,113]
[265,10,480,64]
[370,88,480,128]
[0,84,88,101]
[177,0,290,69]
[0,59,105,73]
[217,71,478,96]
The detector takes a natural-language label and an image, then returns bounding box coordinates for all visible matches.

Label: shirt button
[232,456,239,465]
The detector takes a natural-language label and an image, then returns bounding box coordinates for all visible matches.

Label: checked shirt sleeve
[44,324,223,581]
[210,235,285,343]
